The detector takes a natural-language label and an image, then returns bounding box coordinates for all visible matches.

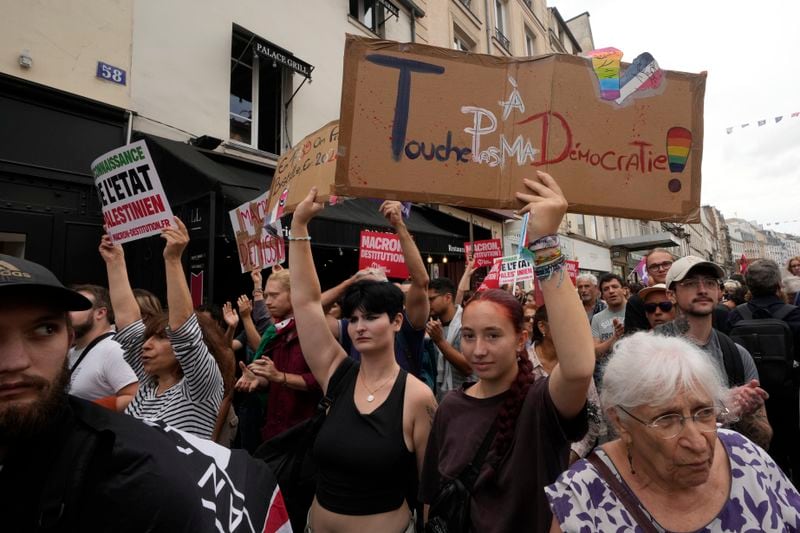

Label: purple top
[546,429,800,532]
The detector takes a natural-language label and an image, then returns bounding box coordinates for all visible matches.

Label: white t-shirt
[68,334,138,400]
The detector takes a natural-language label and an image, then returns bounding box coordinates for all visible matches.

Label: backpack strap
[772,304,796,322]
[735,303,754,321]
[717,332,745,387]
[457,423,498,492]
[69,332,115,374]
[586,452,659,533]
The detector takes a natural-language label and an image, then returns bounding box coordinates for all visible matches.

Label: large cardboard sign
[358,230,409,279]
[266,120,339,224]
[229,192,285,273]
[336,36,705,222]
[464,239,503,268]
[91,140,175,243]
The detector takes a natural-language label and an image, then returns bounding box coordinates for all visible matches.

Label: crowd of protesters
[4,171,800,531]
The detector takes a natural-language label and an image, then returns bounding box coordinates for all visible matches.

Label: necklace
[359,370,395,402]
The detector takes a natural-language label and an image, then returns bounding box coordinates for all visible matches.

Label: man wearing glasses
[625,248,675,334]
[655,256,773,450]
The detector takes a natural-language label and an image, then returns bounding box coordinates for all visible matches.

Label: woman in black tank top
[288,190,438,532]
[419,172,597,532]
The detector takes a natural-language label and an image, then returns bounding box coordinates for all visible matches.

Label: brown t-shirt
[420,377,587,532]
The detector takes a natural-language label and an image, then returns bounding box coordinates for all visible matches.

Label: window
[453,28,472,52]
[494,0,505,34]
[525,29,536,56]
[229,30,284,155]
[350,0,387,36]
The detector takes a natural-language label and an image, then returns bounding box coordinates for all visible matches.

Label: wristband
[282,372,288,385]
[527,234,559,252]
[252,289,263,298]
[287,235,312,241]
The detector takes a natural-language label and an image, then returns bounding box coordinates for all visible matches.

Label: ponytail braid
[488,349,535,472]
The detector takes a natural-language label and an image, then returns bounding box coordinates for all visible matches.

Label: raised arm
[289,188,348,391]
[99,234,140,330]
[161,217,193,330]
[516,172,594,419]
[381,201,430,329]
[237,295,262,351]
[455,256,477,306]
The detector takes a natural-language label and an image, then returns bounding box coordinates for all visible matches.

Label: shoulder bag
[254,357,356,531]
[425,422,497,533]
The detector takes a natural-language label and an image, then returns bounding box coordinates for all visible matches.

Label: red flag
[477,258,501,291]
[739,254,749,273]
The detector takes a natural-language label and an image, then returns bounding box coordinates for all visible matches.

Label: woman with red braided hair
[420,171,595,532]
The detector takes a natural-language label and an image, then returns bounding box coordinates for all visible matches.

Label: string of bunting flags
[726,111,799,134]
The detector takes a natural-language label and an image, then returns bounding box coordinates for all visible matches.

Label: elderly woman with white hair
[546,332,800,532]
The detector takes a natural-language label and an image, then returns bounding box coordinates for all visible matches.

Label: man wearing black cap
[0,254,288,531]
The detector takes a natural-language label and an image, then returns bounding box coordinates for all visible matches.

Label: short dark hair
[71,283,114,323]
[532,305,548,342]
[341,280,405,319]
[598,273,625,292]
[746,259,782,298]
[429,277,456,299]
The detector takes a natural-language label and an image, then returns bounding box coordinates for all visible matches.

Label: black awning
[239,30,314,80]
[307,198,490,255]
[138,133,271,206]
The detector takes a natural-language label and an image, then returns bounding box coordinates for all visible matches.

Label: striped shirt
[116,314,223,439]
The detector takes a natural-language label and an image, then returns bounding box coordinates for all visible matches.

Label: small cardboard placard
[464,239,503,268]
[336,36,705,222]
[265,120,339,224]
[229,192,285,273]
[358,230,410,279]
[91,140,175,243]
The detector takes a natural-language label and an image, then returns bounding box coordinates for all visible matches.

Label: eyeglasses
[618,405,723,439]
[677,278,720,291]
[647,261,673,272]
[525,316,536,323]
[644,301,674,314]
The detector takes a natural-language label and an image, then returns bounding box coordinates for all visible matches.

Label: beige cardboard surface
[266,120,339,219]
[336,36,705,222]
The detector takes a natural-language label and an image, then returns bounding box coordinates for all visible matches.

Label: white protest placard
[498,255,534,285]
[91,140,174,243]
[229,192,285,273]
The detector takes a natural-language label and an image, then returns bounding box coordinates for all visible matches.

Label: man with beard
[655,256,773,450]
[0,254,289,532]
[67,284,137,411]
[625,248,675,334]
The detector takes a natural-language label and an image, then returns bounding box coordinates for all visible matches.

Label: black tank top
[313,360,416,515]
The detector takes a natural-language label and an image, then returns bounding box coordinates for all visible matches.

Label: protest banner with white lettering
[464,239,503,268]
[265,120,339,226]
[358,230,409,279]
[229,192,285,273]
[91,140,174,244]
[336,36,705,223]
[499,255,534,285]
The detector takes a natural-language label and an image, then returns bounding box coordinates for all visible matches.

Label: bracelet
[527,234,559,252]
[287,235,311,241]
[282,372,288,385]
[533,248,563,266]
[533,254,567,281]
[252,289,263,297]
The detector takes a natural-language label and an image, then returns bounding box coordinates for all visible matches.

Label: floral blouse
[546,429,800,532]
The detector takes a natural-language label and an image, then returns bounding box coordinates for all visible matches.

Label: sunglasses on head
[644,301,674,313]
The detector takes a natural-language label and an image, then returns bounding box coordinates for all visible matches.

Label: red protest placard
[358,230,409,279]
[477,258,502,292]
[464,239,503,268]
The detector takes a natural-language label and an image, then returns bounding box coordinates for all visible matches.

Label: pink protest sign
[358,230,410,279]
